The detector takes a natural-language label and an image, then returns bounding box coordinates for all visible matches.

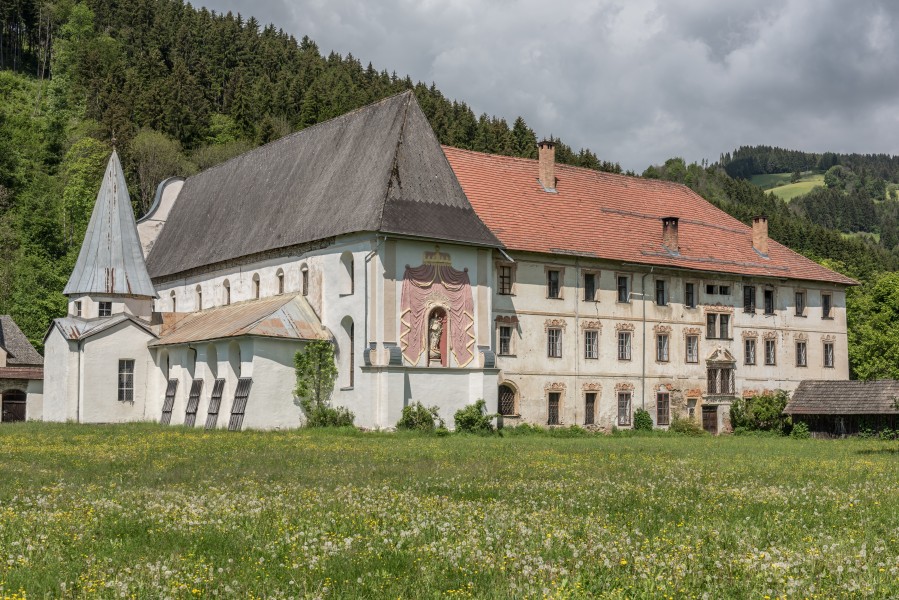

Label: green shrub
[397,402,443,432]
[453,399,494,433]
[729,391,791,434]
[303,404,355,428]
[633,408,653,431]
[790,421,811,439]
[669,414,707,436]
[294,340,354,428]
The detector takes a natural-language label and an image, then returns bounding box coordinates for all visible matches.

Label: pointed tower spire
[64,150,157,299]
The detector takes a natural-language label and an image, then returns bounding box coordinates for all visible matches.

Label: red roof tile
[443,147,856,286]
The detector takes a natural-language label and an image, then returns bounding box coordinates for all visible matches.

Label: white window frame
[617,331,632,361]
[584,329,599,359]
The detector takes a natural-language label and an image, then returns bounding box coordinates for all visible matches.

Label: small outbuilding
[784,379,899,437]
[0,315,44,422]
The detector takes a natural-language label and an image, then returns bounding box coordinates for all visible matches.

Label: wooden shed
[784,380,899,437]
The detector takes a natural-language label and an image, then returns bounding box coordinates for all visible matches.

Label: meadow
[1,424,899,599]
[749,173,826,201]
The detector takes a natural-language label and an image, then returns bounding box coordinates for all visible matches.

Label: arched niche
[426,306,448,367]
[252,273,261,299]
[339,252,354,295]
[341,316,355,388]
[276,268,285,294]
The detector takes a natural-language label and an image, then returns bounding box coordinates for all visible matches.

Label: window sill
[822,316,834,320]
[794,314,807,318]
[338,293,354,298]
[340,386,354,391]
[686,360,699,364]
[498,353,516,358]
[546,296,563,300]
[497,292,516,297]
[743,309,756,314]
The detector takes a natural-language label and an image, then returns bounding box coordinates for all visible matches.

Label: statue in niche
[428,312,443,361]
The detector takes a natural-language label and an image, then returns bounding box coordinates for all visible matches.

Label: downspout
[640,267,654,410]
[364,235,386,357]
[574,258,580,424]
[76,338,83,422]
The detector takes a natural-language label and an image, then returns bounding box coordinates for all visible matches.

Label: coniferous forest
[1,0,898,378]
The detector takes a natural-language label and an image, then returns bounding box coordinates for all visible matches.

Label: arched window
[301,266,309,296]
[341,317,355,388]
[196,285,203,310]
[340,252,354,295]
[276,269,285,294]
[223,279,231,305]
[498,383,517,417]
[252,273,260,299]
[170,290,177,312]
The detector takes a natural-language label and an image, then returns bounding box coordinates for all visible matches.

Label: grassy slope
[1,423,898,598]
[750,172,826,201]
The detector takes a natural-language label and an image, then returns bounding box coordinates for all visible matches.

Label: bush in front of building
[669,414,707,436]
[730,391,791,434]
[397,402,444,432]
[454,399,494,433]
[790,421,811,439]
[294,340,355,428]
[633,408,654,431]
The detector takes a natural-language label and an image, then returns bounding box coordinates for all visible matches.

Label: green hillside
[749,173,825,201]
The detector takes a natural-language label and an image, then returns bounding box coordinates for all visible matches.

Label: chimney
[538,139,556,191]
[662,217,679,252]
[752,215,769,256]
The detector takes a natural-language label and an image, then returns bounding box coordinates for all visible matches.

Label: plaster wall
[25,380,43,420]
[42,329,79,422]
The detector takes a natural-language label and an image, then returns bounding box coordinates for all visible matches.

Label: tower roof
[64,150,157,298]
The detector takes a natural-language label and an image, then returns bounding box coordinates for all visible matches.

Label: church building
[42,91,854,432]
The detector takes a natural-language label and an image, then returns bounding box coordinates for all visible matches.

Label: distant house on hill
[784,379,899,437]
[0,315,43,422]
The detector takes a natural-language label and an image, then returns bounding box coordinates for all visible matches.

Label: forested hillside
[1,0,898,378]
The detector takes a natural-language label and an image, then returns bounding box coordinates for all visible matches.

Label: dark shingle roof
[145,91,500,279]
[0,316,43,365]
[784,380,899,415]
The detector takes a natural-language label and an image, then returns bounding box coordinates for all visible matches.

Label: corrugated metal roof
[50,314,156,342]
[145,91,501,279]
[784,379,899,415]
[150,294,328,346]
[64,150,157,298]
[0,316,42,365]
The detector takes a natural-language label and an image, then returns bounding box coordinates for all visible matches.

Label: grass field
[749,173,826,201]
[2,424,899,598]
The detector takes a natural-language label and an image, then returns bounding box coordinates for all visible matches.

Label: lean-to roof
[64,150,157,298]
[146,91,500,279]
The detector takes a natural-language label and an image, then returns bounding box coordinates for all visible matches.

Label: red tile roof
[443,147,857,286]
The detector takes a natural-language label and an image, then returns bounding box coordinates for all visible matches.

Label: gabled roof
[64,150,157,298]
[785,379,899,415]
[0,316,42,365]
[443,147,857,286]
[150,294,328,346]
[49,314,157,342]
[146,91,500,279]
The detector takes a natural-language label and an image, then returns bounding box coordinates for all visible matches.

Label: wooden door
[1,390,26,422]
[702,406,718,434]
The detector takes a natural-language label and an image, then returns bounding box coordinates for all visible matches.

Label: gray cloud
[200,0,899,171]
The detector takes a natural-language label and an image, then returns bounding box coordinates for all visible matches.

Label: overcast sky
[199,0,899,171]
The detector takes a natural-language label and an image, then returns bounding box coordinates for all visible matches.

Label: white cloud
[200,0,899,171]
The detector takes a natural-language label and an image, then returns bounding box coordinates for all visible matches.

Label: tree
[847,272,899,380]
[128,128,196,214]
[293,339,353,427]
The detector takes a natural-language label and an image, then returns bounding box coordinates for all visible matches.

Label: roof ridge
[376,91,413,231]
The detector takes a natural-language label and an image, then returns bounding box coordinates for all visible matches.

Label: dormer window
[99,301,112,317]
[74,301,82,317]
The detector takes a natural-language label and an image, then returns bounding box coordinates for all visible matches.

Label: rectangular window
[744,339,756,365]
[685,282,696,308]
[795,291,806,316]
[655,279,667,306]
[707,313,717,339]
[75,301,82,317]
[822,293,832,319]
[547,392,560,425]
[228,377,253,431]
[547,328,562,358]
[547,270,561,299]
[117,360,134,402]
[617,392,631,426]
[765,339,776,365]
[706,284,731,296]
[498,265,513,295]
[719,285,731,295]
[184,379,203,427]
[617,275,629,303]
[824,342,834,368]
[161,378,178,425]
[617,331,632,360]
[205,379,226,430]
[707,367,735,395]
[796,341,807,367]
[583,272,596,301]
[719,314,730,339]
[99,301,112,317]
[656,334,669,362]
[706,283,716,295]
[764,289,775,314]
[686,335,699,363]
[743,286,756,313]
[656,392,670,426]
[584,392,596,426]
[498,326,512,356]
[584,330,598,359]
